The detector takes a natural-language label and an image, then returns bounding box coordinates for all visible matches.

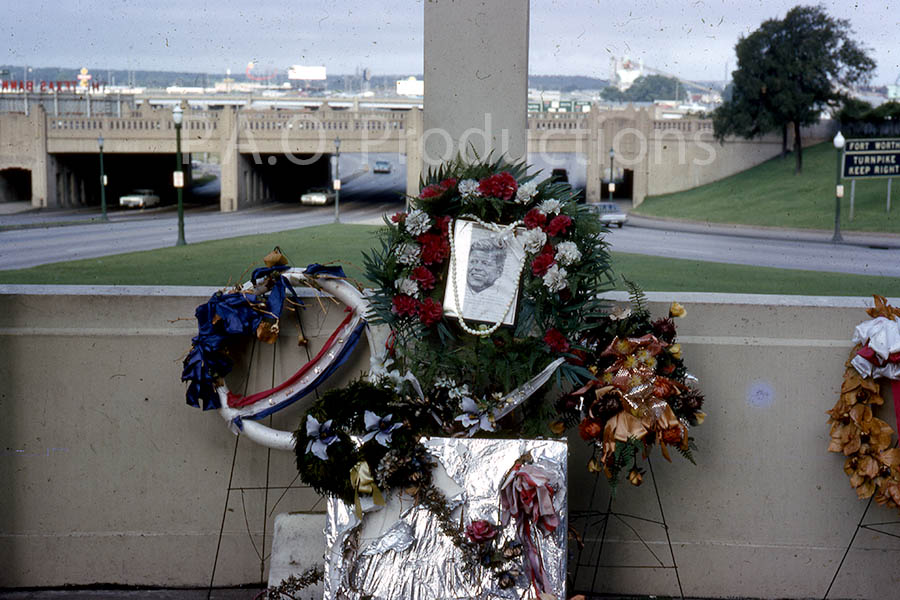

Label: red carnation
[477,172,518,201]
[391,212,407,223]
[420,183,446,199]
[524,208,547,230]
[418,297,444,326]
[434,215,451,235]
[439,177,458,190]
[545,214,573,237]
[531,247,556,276]
[410,266,437,290]
[418,232,450,265]
[391,294,421,318]
[544,328,570,353]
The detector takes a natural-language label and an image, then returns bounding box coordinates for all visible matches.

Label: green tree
[624,75,685,103]
[713,5,875,174]
[602,75,686,103]
[600,86,627,102]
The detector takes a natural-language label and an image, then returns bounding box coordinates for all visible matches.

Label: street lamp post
[832,131,845,243]
[608,148,616,203]
[173,105,186,246]
[98,135,108,222]
[333,137,342,224]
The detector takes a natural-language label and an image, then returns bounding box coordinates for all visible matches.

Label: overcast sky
[3,0,897,85]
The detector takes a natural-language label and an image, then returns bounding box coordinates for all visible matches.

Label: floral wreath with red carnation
[363,155,614,437]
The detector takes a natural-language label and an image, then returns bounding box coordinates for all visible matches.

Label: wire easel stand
[205,312,324,600]
[569,455,685,600]
[822,493,900,599]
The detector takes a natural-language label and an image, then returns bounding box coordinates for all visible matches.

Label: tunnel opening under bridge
[0,168,32,203]
[49,153,194,209]
[236,152,331,206]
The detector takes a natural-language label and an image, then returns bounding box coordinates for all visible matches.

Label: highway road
[0,201,400,271]
[2,201,900,277]
[604,224,900,278]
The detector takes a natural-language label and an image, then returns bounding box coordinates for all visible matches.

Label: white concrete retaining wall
[1,286,898,598]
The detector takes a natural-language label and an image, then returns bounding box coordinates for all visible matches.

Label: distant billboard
[288,65,326,81]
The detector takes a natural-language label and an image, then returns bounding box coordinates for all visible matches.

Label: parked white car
[300,187,336,206]
[588,202,628,228]
[119,189,160,208]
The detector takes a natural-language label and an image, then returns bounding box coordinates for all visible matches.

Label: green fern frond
[622,277,650,320]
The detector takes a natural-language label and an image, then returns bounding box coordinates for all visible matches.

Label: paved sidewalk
[0,590,265,600]
[0,202,39,216]
[0,592,721,600]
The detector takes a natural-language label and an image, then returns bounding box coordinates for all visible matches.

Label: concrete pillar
[31,108,55,208]
[631,108,651,207]
[423,0,529,167]
[404,108,423,200]
[219,107,239,212]
[585,107,602,203]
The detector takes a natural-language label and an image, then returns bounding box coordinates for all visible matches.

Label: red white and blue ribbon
[223,310,365,432]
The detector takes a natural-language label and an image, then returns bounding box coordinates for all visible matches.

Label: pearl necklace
[448,217,526,337]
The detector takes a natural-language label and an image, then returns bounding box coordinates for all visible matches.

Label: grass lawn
[1,224,898,296]
[635,142,900,233]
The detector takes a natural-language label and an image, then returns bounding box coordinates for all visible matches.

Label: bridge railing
[528,112,587,130]
[46,111,220,139]
[237,110,407,138]
[651,119,714,133]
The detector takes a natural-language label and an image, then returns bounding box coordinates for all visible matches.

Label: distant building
[288,65,327,81]
[396,77,424,96]
[610,57,644,91]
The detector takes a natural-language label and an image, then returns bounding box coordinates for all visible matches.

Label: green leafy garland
[294,379,524,586]
[362,155,615,434]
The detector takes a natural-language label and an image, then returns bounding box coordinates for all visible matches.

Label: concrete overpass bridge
[0,98,823,212]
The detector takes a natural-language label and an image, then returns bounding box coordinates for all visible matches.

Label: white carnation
[405,209,432,237]
[539,198,562,215]
[395,242,421,266]
[458,179,480,196]
[542,264,568,292]
[394,277,418,297]
[520,228,548,255]
[515,180,538,203]
[555,241,582,266]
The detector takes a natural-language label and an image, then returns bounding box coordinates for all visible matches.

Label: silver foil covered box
[325,437,568,600]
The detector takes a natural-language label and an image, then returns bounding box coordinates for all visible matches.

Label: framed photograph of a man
[443,219,526,326]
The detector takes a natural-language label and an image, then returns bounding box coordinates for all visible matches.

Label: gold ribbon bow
[350,461,385,519]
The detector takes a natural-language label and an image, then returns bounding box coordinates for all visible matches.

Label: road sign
[173,171,184,188]
[843,139,900,179]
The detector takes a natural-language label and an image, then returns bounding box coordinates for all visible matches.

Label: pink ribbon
[499,463,559,596]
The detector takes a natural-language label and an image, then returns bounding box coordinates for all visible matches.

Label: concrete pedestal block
[267,513,327,598]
